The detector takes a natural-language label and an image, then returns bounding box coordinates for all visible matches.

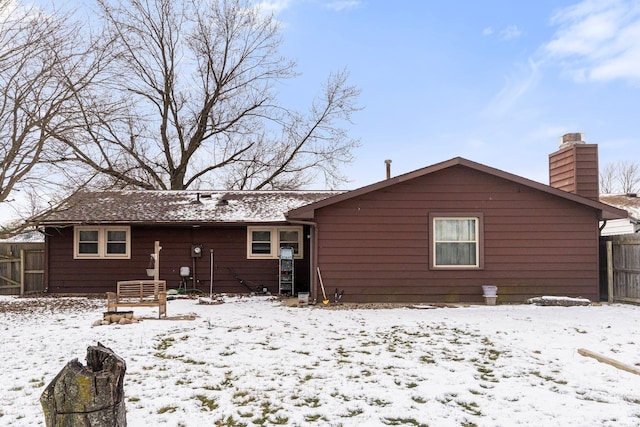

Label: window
[430,213,483,269]
[74,226,131,259]
[247,226,303,259]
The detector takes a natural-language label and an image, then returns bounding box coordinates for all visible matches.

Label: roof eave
[287,157,630,221]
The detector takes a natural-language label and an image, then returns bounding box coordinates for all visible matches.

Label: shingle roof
[287,157,628,221]
[39,190,342,225]
[599,194,640,219]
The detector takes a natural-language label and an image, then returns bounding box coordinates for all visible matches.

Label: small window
[279,229,300,255]
[74,226,131,259]
[251,230,272,255]
[247,226,303,259]
[78,230,99,255]
[430,213,483,269]
[107,230,127,254]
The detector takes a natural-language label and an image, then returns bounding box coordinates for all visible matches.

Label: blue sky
[263,0,640,189]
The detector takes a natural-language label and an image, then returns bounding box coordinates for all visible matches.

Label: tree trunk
[40,343,127,427]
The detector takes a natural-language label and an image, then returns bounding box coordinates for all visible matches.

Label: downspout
[286,219,318,303]
[599,219,607,232]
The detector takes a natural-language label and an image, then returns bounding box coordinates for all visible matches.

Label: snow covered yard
[1,295,639,426]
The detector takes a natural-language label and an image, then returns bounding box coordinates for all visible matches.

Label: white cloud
[482,26,494,36]
[325,1,362,12]
[483,58,541,118]
[499,24,522,40]
[482,25,521,40]
[255,0,293,13]
[544,0,640,83]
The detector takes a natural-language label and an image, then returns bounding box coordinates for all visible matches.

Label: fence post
[19,249,25,296]
[606,240,613,303]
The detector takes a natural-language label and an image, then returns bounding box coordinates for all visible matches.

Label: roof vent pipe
[385,159,392,179]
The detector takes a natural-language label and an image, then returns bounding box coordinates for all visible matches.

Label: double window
[430,214,482,269]
[74,226,131,259]
[247,226,303,259]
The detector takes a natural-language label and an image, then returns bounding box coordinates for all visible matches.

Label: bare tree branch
[600,160,640,195]
[49,0,360,190]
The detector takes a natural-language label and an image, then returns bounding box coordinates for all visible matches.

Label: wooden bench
[106,280,167,318]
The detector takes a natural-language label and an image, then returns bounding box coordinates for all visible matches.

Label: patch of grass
[420,354,436,364]
[297,396,321,408]
[182,358,206,365]
[175,378,192,386]
[30,378,45,388]
[456,400,482,416]
[128,396,140,402]
[154,337,175,351]
[406,382,418,389]
[304,413,323,422]
[157,405,178,414]
[411,396,427,404]
[195,394,218,411]
[272,415,289,424]
[251,400,285,426]
[381,417,428,426]
[214,415,247,426]
[530,370,568,385]
[343,407,364,417]
[368,398,391,407]
[336,346,349,358]
[300,373,318,383]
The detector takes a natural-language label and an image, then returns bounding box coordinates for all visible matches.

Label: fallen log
[577,348,640,376]
[41,343,127,426]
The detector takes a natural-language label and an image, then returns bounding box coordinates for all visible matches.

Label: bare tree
[599,160,640,195]
[599,162,617,194]
[0,1,105,237]
[50,0,361,191]
[617,160,640,194]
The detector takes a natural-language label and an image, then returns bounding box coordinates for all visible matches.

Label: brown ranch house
[39,133,627,304]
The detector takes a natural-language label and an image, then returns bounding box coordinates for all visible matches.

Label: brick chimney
[549,132,599,200]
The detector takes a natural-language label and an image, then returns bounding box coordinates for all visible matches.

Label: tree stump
[40,343,127,427]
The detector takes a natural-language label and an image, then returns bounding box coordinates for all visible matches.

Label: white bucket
[298,292,309,306]
[482,285,498,297]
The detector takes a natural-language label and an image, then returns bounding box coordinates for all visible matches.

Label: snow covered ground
[1,295,639,426]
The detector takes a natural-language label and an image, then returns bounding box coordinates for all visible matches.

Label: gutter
[286,219,318,303]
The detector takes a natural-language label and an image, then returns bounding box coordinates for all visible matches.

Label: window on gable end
[429,213,483,269]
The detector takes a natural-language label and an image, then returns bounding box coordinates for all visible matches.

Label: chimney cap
[559,132,585,148]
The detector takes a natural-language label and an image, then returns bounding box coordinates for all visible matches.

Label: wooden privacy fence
[601,235,640,304]
[0,243,45,295]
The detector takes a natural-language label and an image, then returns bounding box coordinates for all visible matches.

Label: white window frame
[431,215,481,269]
[73,226,131,259]
[247,226,303,259]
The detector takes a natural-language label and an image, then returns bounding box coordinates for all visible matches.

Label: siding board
[314,165,602,303]
[46,225,313,294]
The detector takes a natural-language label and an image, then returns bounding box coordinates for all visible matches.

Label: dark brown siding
[45,225,311,295]
[549,143,599,200]
[315,165,601,303]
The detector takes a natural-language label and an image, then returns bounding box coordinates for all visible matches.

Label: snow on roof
[39,190,343,225]
[599,194,640,219]
[0,230,45,243]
